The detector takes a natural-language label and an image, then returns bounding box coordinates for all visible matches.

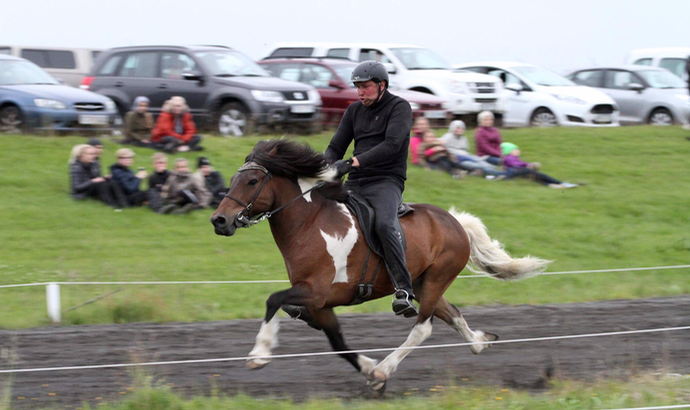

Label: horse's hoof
[368,369,388,392]
[246,358,270,370]
[469,331,499,355]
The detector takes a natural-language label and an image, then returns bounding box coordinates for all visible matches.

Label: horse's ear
[268,146,279,157]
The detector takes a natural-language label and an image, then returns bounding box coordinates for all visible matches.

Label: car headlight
[409,102,421,110]
[34,99,67,109]
[104,100,116,111]
[251,90,284,103]
[551,94,587,104]
[307,90,322,105]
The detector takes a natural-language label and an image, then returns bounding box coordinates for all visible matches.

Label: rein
[224,162,325,228]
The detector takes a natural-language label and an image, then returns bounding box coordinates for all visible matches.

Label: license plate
[79,115,109,125]
[594,114,612,123]
[424,110,446,119]
[481,103,496,111]
[290,105,315,114]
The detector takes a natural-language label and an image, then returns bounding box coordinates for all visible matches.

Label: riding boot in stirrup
[388,267,418,318]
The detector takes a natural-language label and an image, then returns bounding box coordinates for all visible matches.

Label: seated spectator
[410,117,430,166]
[110,148,150,206]
[474,111,503,165]
[195,157,227,207]
[123,96,154,147]
[440,120,505,178]
[69,144,127,209]
[160,158,211,214]
[148,152,171,213]
[418,131,466,179]
[152,96,203,153]
[501,142,578,189]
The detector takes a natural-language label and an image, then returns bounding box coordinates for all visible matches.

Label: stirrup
[392,290,418,317]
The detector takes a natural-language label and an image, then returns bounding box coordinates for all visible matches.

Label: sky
[2,0,689,74]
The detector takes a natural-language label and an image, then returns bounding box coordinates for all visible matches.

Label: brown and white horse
[210,140,549,391]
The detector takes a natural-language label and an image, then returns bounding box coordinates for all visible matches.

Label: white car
[454,62,620,127]
[625,48,690,81]
[266,43,505,118]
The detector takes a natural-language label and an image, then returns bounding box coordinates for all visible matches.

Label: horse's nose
[211,214,228,228]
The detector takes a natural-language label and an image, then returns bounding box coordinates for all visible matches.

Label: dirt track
[1,296,689,408]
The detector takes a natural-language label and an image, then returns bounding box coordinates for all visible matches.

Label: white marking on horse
[297,178,318,202]
[374,318,432,379]
[452,316,492,354]
[247,315,280,367]
[320,203,358,284]
[357,355,377,375]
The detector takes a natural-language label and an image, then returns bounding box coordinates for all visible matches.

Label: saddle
[344,192,414,305]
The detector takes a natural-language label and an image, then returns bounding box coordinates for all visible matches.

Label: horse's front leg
[247,284,322,369]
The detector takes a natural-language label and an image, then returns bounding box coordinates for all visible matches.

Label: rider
[325,60,418,318]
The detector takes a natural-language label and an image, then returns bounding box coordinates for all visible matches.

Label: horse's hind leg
[434,297,498,355]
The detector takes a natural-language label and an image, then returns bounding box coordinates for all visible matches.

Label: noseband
[224,162,325,228]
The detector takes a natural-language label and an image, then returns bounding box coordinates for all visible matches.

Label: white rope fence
[1,325,688,374]
[603,406,690,410]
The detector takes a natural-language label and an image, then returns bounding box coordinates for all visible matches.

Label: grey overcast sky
[2,0,688,73]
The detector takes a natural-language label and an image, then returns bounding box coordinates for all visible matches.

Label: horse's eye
[248,179,258,186]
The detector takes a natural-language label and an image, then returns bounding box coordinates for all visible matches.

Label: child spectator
[161,158,211,214]
[152,96,203,153]
[69,144,127,209]
[110,148,150,206]
[195,157,227,207]
[440,120,505,178]
[123,96,154,147]
[418,131,466,179]
[148,152,171,213]
[410,117,429,166]
[501,142,578,189]
[474,111,503,165]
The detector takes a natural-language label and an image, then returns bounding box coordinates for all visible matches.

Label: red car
[259,57,448,126]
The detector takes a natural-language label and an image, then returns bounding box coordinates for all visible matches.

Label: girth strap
[348,248,384,305]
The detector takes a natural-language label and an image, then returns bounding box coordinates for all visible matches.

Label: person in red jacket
[152,96,203,153]
[474,111,502,165]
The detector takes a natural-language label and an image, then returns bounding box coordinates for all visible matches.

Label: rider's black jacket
[325,90,412,185]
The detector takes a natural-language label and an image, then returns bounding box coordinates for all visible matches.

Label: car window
[487,68,521,87]
[571,70,604,87]
[98,54,123,76]
[20,50,48,67]
[460,67,487,74]
[119,52,158,78]
[359,49,391,64]
[264,63,301,82]
[92,50,101,61]
[20,49,76,69]
[0,47,11,55]
[161,52,197,79]
[326,48,350,59]
[270,47,313,58]
[0,60,59,85]
[604,70,635,90]
[659,58,687,78]
[332,65,356,86]
[633,58,652,66]
[301,64,335,88]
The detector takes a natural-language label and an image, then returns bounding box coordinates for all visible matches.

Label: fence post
[46,283,61,323]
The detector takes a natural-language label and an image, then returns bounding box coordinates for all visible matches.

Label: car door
[116,51,161,112]
[155,51,209,117]
[484,67,533,126]
[602,70,647,123]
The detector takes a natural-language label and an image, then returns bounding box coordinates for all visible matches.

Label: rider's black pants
[345,176,414,296]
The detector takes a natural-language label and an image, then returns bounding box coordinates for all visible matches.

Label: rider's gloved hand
[333,158,354,179]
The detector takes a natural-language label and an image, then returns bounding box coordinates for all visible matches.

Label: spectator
[474,111,503,165]
[148,152,171,213]
[69,144,127,209]
[161,158,211,214]
[195,157,227,207]
[87,137,104,177]
[440,120,505,178]
[110,148,150,206]
[418,131,466,179]
[152,96,203,153]
[410,117,430,165]
[123,96,154,147]
[501,142,577,189]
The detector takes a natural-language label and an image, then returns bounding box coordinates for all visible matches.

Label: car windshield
[637,70,687,89]
[0,60,59,85]
[389,48,450,70]
[513,65,575,87]
[333,65,356,87]
[195,50,269,77]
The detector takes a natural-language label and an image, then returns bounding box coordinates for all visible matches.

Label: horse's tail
[449,207,551,281]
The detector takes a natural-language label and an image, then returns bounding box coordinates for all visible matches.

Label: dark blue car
[0,54,118,132]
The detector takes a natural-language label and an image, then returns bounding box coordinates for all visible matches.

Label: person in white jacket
[440,120,505,178]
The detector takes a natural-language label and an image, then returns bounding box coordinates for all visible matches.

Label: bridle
[224,162,325,228]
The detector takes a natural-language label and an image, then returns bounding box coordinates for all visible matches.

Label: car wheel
[0,105,23,132]
[530,108,558,127]
[218,102,250,137]
[648,108,673,126]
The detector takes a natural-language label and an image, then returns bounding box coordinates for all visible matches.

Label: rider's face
[355,81,383,106]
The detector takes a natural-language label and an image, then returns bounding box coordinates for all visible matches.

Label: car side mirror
[505,83,523,94]
[628,83,644,93]
[182,71,204,82]
[328,79,346,89]
[383,63,397,74]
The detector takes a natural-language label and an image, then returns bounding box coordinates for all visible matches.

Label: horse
[210,139,550,391]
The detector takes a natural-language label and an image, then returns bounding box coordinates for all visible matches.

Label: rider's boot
[389,266,418,318]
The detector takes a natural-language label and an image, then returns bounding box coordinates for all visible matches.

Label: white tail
[449,207,551,281]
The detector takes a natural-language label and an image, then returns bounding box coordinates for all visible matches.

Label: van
[0,45,101,87]
[625,48,690,81]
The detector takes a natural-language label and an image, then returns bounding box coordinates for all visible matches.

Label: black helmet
[351,60,389,89]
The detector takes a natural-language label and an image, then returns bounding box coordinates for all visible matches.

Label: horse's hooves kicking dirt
[246,359,270,370]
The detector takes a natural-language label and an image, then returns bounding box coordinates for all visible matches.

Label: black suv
[82,45,321,136]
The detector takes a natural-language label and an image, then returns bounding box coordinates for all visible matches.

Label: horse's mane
[246,139,349,202]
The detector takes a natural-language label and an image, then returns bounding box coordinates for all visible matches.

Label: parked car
[259,57,448,126]
[625,48,690,81]
[266,43,505,120]
[0,54,117,133]
[567,65,690,125]
[454,62,619,127]
[0,45,101,88]
[83,45,321,136]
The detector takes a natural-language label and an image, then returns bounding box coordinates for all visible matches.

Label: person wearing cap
[501,142,577,189]
[194,157,227,207]
[152,96,203,153]
[324,60,417,318]
[110,148,150,206]
[123,96,154,147]
[440,120,505,178]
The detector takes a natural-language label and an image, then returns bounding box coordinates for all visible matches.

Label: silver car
[567,66,690,125]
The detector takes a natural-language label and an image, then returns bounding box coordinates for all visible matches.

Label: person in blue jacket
[110,148,150,207]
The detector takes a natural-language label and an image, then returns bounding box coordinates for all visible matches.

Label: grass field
[1,126,689,329]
